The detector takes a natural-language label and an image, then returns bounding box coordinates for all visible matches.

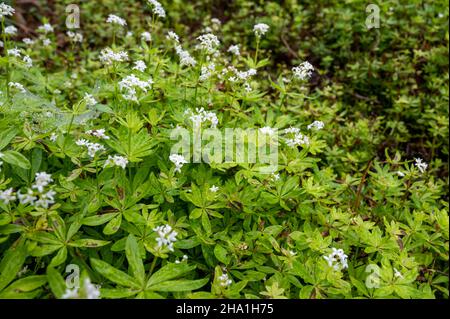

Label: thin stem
[254,38,260,66]
[2,19,10,100]
[148,256,158,277]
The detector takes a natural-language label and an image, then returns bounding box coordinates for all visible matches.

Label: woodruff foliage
[0,0,448,299]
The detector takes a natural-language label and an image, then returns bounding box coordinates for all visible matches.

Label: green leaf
[90,258,140,289]
[49,247,67,267]
[125,235,145,285]
[0,239,28,291]
[214,244,229,264]
[82,213,118,226]
[146,263,196,288]
[147,278,209,292]
[69,239,110,248]
[103,214,122,235]
[0,275,47,298]
[1,151,31,169]
[0,127,18,151]
[46,267,66,298]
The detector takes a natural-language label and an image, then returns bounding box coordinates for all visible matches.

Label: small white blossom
[104,155,128,169]
[62,278,101,299]
[32,172,53,193]
[106,14,127,27]
[50,133,58,142]
[22,55,32,68]
[196,33,220,54]
[166,31,179,43]
[76,139,106,158]
[169,154,188,173]
[5,25,17,35]
[259,126,276,136]
[133,60,147,72]
[7,48,21,57]
[292,61,314,81]
[37,23,54,34]
[186,108,219,128]
[141,31,152,42]
[99,47,128,65]
[209,185,219,193]
[394,268,403,279]
[84,93,97,107]
[414,158,428,173]
[86,129,110,140]
[22,38,35,45]
[307,120,324,131]
[42,38,51,46]
[67,31,83,43]
[0,188,16,205]
[148,0,166,18]
[175,45,196,67]
[253,23,269,37]
[227,44,240,56]
[153,225,177,251]
[218,272,232,287]
[0,3,15,18]
[8,82,26,93]
[323,248,348,271]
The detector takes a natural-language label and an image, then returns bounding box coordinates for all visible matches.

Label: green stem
[149,256,158,277]
[2,19,10,100]
[254,38,260,66]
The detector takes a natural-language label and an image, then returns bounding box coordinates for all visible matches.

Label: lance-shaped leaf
[146,263,196,288]
[125,235,145,285]
[0,238,28,291]
[90,258,140,289]
[147,278,209,292]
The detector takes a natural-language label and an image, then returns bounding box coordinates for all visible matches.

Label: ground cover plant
[0,0,448,299]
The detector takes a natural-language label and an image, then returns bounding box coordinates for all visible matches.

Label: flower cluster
[307,120,324,131]
[283,127,310,148]
[175,255,188,264]
[169,154,188,173]
[37,23,54,34]
[5,25,17,35]
[76,139,106,158]
[141,31,152,42]
[0,2,15,18]
[118,74,153,102]
[8,82,26,93]
[133,60,147,72]
[323,248,349,271]
[227,44,240,56]
[253,23,269,37]
[99,47,129,66]
[62,278,101,299]
[175,45,196,67]
[166,31,179,43]
[196,33,220,54]
[292,61,314,81]
[185,107,219,128]
[199,63,216,82]
[86,129,110,140]
[6,47,33,68]
[414,158,428,173]
[218,271,232,287]
[153,225,178,251]
[148,0,166,18]
[104,155,128,169]
[67,31,83,43]
[106,14,127,27]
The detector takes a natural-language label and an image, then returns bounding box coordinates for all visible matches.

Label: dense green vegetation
[0,0,448,299]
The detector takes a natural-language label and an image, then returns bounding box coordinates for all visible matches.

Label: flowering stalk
[1,18,10,100]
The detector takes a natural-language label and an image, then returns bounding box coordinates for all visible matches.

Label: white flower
[50,133,58,142]
[99,47,128,65]
[259,126,276,136]
[7,48,21,57]
[23,38,35,45]
[104,155,128,169]
[76,139,105,158]
[5,25,17,35]
[133,60,147,72]
[292,61,314,81]
[186,108,219,128]
[84,93,97,107]
[199,63,215,81]
[62,278,101,299]
[218,272,232,287]
[141,31,152,42]
[18,189,37,205]
[169,154,188,173]
[209,185,219,193]
[166,31,179,43]
[119,74,153,102]
[0,3,15,18]
[35,189,56,208]
[37,23,54,34]
[153,225,177,251]
[67,31,83,43]
[227,44,240,56]
[42,38,51,46]
[32,172,53,193]
[175,45,196,67]
[8,82,26,93]
[253,23,269,37]
[22,55,32,68]
[307,120,324,131]
[323,247,348,271]
[86,129,110,140]
[284,128,310,148]
[396,171,405,177]
[148,0,166,18]
[272,173,280,181]
[0,188,16,205]
[196,33,220,54]
[394,268,403,279]
[414,158,428,173]
[106,14,127,27]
